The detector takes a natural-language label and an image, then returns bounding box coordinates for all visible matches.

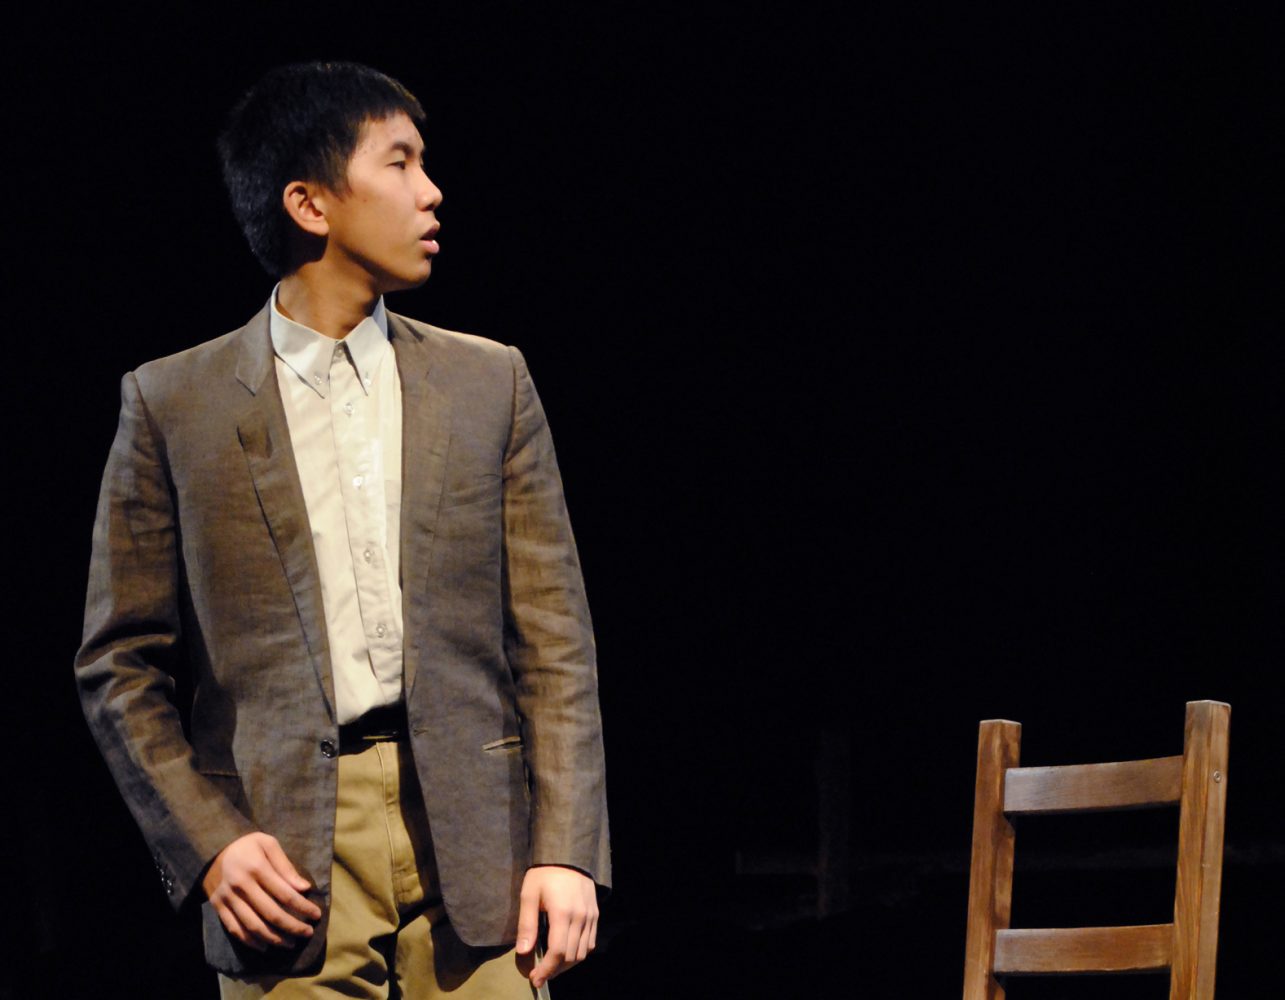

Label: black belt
[338,702,408,754]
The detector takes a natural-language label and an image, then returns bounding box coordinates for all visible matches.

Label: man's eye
[392,162,407,170]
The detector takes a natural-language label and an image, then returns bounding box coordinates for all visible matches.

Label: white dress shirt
[269,287,404,724]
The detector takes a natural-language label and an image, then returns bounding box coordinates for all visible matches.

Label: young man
[75,62,609,998]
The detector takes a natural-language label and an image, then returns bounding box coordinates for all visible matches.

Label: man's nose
[418,174,443,211]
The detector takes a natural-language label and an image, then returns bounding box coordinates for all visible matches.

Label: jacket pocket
[480,734,524,753]
[198,769,252,818]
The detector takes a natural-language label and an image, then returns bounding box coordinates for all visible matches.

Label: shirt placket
[330,343,402,698]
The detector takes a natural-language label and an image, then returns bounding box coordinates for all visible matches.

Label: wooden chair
[962,700,1230,999]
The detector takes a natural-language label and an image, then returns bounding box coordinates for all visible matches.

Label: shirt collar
[268,284,390,398]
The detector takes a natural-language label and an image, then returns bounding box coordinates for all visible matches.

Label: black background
[6,2,1281,996]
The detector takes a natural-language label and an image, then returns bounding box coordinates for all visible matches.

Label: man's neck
[276,268,382,340]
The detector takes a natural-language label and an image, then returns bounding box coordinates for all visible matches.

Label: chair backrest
[962,700,1230,999]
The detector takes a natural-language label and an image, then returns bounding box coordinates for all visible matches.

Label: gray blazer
[75,302,610,974]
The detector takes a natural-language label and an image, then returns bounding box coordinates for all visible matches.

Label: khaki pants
[219,739,544,999]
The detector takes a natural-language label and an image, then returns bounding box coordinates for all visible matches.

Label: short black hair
[217,61,426,277]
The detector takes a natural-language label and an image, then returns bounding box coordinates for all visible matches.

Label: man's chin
[380,265,432,295]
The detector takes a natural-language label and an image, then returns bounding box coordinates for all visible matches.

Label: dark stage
[7,2,1281,996]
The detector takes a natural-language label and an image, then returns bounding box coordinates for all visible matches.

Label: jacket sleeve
[74,372,256,910]
[500,347,611,889]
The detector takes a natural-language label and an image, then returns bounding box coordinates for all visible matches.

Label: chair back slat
[1003,756,1183,815]
[994,925,1173,974]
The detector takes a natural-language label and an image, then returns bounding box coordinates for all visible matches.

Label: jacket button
[320,739,337,758]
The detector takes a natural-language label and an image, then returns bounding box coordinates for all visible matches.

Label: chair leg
[1170,700,1230,1000]
[963,720,1021,1000]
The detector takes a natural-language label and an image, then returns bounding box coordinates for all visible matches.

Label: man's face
[318,111,442,292]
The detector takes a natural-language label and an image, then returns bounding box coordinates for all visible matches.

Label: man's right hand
[201,832,323,951]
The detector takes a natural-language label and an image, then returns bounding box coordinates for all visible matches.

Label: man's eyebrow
[386,139,425,159]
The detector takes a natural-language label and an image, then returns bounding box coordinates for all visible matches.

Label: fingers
[206,832,321,949]
[577,909,597,963]
[530,932,562,989]
[258,871,323,926]
[516,883,540,956]
[220,893,279,951]
[519,867,600,988]
[262,834,316,898]
[236,878,316,939]
[259,835,322,922]
[530,902,593,988]
[257,862,323,923]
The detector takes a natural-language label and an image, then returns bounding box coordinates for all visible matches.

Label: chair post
[963,720,1021,1000]
[1170,700,1230,1000]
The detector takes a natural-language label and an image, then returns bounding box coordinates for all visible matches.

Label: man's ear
[282,180,331,238]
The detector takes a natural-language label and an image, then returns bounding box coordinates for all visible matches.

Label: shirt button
[344,402,354,416]
[375,623,387,638]
[363,548,374,563]
[313,374,324,385]
[353,475,364,488]
[320,739,337,758]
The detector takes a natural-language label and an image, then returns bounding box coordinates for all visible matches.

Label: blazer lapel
[390,312,453,700]
[234,304,336,721]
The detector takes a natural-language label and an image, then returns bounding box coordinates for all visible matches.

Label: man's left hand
[515,865,599,989]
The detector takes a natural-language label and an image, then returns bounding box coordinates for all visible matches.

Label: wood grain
[994,925,1173,974]
[1170,700,1230,1000]
[962,720,1021,1000]
[1003,756,1183,815]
